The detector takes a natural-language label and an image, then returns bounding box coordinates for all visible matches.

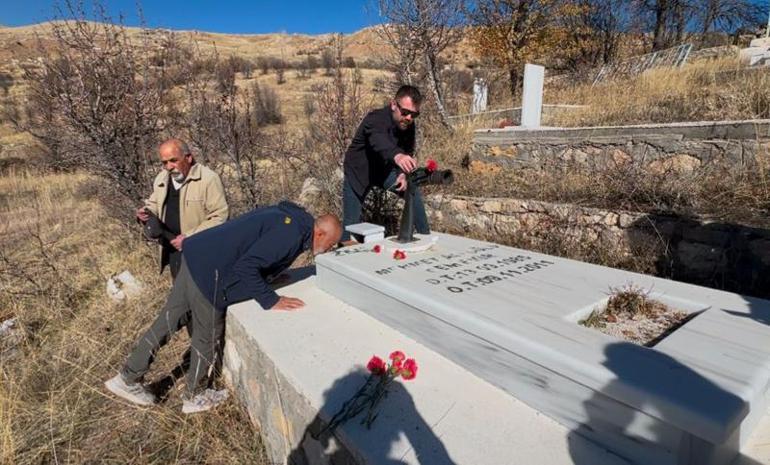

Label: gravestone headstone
[521,63,544,128]
[471,77,488,114]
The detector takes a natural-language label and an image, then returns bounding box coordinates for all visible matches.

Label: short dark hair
[395,85,423,105]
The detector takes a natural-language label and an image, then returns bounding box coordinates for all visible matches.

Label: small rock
[106,271,143,302]
[0,317,16,337]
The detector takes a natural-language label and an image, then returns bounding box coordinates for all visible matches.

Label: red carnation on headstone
[389,350,406,372]
[366,355,386,375]
[425,159,438,172]
[389,350,406,363]
[393,250,407,260]
[372,244,382,253]
[321,350,420,434]
[401,358,418,380]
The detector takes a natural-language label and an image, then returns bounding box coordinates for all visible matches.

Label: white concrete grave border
[314,233,770,465]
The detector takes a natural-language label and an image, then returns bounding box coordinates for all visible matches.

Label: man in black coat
[105,201,342,414]
[341,85,430,241]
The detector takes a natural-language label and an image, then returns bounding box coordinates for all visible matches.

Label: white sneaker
[104,373,157,406]
[181,388,229,414]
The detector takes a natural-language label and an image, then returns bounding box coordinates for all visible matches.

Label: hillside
[0,21,476,70]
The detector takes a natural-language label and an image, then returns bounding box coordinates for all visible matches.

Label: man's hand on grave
[271,296,306,311]
[394,173,407,192]
[394,154,417,173]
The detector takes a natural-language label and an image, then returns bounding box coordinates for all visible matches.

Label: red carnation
[401,358,418,380]
[366,355,386,375]
[393,250,407,260]
[425,159,438,172]
[389,350,406,363]
[372,245,382,253]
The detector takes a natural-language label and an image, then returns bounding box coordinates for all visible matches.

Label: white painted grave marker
[471,77,488,114]
[521,63,544,128]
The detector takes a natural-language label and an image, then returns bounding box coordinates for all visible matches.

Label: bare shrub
[306,55,320,71]
[276,67,285,85]
[184,59,296,214]
[296,61,311,80]
[9,4,181,207]
[343,56,357,68]
[376,0,464,129]
[321,48,335,76]
[0,71,13,96]
[302,35,369,215]
[252,82,283,126]
[254,56,267,75]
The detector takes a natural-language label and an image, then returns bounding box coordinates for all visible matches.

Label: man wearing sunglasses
[341,85,430,242]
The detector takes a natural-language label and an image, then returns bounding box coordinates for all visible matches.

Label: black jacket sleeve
[222,227,299,309]
[364,114,401,162]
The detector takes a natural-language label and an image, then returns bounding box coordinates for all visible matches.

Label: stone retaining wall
[425,194,770,298]
[467,120,770,174]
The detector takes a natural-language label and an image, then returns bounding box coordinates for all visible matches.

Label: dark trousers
[122,258,225,396]
[342,169,430,241]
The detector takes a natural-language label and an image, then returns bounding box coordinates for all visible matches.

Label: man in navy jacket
[106,201,342,414]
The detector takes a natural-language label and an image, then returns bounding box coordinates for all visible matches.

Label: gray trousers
[122,258,225,396]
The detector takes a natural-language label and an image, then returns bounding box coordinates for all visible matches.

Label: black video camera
[142,209,177,242]
[406,166,454,187]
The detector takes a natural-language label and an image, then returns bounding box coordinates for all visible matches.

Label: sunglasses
[396,102,420,119]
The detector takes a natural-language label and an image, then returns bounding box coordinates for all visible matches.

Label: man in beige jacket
[137,139,228,278]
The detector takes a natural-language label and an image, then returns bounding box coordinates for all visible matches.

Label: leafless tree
[466,0,564,99]
[559,0,632,71]
[302,35,369,214]
[377,0,465,130]
[11,1,180,205]
[183,57,293,213]
[634,0,695,51]
[695,0,763,43]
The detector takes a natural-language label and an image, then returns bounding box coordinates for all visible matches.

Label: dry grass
[580,284,690,347]
[547,58,770,127]
[242,68,390,134]
[450,149,770,229]
[0,167,268,464]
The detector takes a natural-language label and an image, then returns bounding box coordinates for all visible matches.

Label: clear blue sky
[1,1,380,34]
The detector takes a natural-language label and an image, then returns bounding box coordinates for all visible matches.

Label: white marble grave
[316,233,770,465]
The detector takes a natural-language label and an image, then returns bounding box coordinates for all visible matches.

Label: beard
[171,171,186,182]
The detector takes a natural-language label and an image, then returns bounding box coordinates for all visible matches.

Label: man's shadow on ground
[288,369,456,465]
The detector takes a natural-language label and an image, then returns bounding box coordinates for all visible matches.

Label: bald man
[137,139,228,278]
[107,201,342,413]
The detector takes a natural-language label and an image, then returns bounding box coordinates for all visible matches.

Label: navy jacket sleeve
[222,227,299,309]
[365,114,401,162]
